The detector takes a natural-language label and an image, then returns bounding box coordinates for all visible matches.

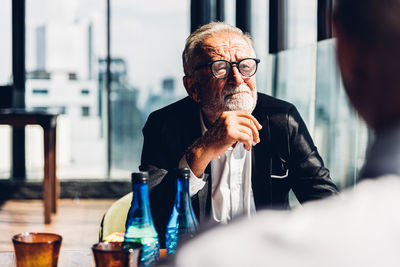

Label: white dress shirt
[179,112,256,224]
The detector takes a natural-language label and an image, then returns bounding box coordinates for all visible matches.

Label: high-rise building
[24,19,104,178]
[98,57,144,173]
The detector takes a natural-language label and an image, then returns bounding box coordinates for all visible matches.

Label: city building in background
[98,58,144,176]
[23,18,104,178]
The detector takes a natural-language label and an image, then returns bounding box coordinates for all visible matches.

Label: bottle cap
[131,171,149,184]
[173,168,190,179]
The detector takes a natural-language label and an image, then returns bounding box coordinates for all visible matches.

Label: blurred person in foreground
[174,0,400,266]
[140,22,338,247]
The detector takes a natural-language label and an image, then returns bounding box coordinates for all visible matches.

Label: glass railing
[314,39,368,189]
[272,38,369,191]
[274,44,317,127]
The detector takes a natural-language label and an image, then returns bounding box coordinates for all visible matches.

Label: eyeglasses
[193,58,261,79]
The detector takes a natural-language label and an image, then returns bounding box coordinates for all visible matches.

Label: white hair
[182,22,256,76]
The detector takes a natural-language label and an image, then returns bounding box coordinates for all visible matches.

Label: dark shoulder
[145,97,199,128]
[254,93,303,137]
[254,93,308,139]
[254,93,295,116]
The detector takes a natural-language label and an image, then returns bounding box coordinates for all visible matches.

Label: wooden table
[0,250,95,267]
[0,109,59,224]
[1,249,171,267]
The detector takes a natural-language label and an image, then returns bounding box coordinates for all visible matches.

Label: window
[251,0,269,94]
[32,89,49,94]
[27,71,51,80]
[59,106,66,114]
[287,0,317,49]
[270,1,368,190]
[81,89,90,95]
[224,0,235,26]
[274,44,317,126]
[68,73,78,80]
[109,0,190,177]
[32,106,49,112]
[81,106,90,117]
[24,0,190,180]
[314,40,368,189]
[26,0,106,179]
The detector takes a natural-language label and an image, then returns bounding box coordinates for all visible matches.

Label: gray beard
[202,83,257,123]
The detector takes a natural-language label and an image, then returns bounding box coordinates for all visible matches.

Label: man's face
[188,32,258,124]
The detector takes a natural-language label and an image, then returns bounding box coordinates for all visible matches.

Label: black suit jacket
[140,93,338,246]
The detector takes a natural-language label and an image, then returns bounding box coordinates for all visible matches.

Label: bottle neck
[175,177,191,209]
[130,182,153,224]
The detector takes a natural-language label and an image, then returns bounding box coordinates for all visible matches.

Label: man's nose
[228,65,244,86]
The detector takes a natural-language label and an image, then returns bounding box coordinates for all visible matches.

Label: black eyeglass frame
[193,58,261,79]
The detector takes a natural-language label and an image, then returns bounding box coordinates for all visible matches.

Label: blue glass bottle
[165,168,199,254]
[124,172,160,266]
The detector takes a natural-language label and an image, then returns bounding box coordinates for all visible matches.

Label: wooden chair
[0,108,59,224]
[99,192,132,241]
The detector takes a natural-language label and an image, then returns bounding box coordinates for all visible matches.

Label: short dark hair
[333,0,400,129]
[334,0,400,49]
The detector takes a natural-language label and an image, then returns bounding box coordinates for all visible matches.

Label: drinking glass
[92,242,141,267]
[12,232,62,267]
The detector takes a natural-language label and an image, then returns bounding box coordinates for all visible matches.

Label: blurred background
[0,0,367,190]
[0,0,369,249]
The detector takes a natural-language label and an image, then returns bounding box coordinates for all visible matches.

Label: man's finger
[236,117,260,143]
[235,130,253,151]
[235,111,262,130]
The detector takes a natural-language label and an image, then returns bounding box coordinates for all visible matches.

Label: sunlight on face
[202,83,257,115]
[198,33,258,122]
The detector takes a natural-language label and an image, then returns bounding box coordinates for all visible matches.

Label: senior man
[140,22,338,246]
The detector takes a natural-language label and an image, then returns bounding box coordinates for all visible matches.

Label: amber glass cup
[12,232,62,267]
[92,242,142,267]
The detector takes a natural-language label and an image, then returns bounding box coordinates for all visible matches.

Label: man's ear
[183,76,200,103]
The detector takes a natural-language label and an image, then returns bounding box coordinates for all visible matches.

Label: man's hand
[205,110,262,155]
[186,110,262,177]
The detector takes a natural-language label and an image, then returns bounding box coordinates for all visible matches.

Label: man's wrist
[178,155,206,196]
[186,138,215,177]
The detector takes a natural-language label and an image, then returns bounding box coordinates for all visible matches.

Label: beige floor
[0,199,115,251]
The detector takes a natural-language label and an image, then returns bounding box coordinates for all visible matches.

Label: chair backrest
[99,192,132,241]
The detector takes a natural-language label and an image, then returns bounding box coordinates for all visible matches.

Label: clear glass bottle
[123,171,159,266]
[165,168,199,254]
